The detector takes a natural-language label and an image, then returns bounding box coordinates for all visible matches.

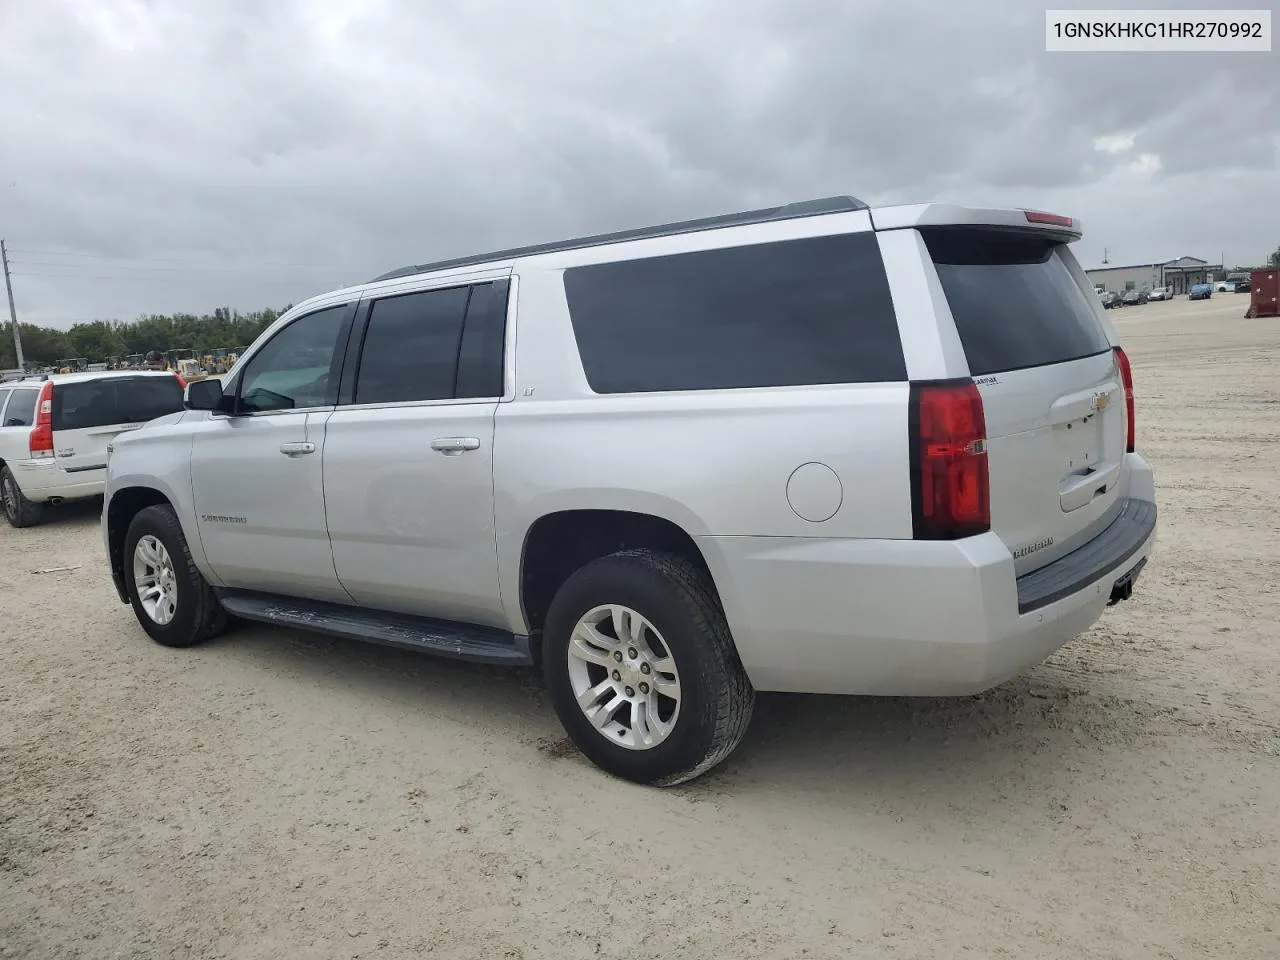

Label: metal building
[1087,256,1220,296]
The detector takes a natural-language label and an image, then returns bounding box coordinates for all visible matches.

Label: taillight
[174,373,187,389]
[1113,345,1135,453]
[29,381,54,459]
[909,379,991,540]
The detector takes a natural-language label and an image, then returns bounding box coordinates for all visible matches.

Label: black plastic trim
[370,196,869,282]
[1016,497,1156,614]
[455,278,509,399]
[336,298,370,406]
[215,589,532,666]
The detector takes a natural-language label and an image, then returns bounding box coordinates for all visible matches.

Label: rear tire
[1,466,44,528]
[123,505,227,648]
[543,549,754,786]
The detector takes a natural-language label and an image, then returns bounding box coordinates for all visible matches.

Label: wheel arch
[517,507,724,661]
[105,486,181,604]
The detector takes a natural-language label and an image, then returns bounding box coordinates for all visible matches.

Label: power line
[6,247,352,268]
[9,271,334,283]
[9,260,344,274]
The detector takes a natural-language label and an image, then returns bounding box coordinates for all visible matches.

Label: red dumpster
[1248,269,1278,318]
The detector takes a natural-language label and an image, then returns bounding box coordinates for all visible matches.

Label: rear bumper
[8,459,105,502]
[701,454,1157,697]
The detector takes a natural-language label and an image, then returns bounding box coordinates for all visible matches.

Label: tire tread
[546,547,754,786]
[126,505,227,647]
[2,466,45,528]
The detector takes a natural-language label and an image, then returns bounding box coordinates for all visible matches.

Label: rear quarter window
[3,388,38,427]
[562,232,905,394]
[52,376,184,431]
[923,228,1111,376]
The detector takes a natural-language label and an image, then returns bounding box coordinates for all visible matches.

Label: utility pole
[1,239,25,369]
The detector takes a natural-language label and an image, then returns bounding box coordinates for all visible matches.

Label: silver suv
[102,196,1157,785]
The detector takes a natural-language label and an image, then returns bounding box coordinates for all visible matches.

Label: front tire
[1,466,45,528]
[543,549,755,786]
[123,505,227,648]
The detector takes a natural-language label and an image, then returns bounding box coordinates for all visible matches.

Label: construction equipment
[55,357,89,374]
[175,357,208,381]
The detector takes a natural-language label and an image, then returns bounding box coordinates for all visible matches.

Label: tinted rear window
[924,229,1111,376]
[52,377,184,431]
[562,232,905,394]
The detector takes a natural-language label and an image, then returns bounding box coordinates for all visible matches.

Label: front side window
[237,305,349,413]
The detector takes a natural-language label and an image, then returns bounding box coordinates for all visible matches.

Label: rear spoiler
[869,203,1083,242]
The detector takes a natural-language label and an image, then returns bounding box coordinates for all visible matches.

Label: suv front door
[189,302,356,602]
[320,278,508,628]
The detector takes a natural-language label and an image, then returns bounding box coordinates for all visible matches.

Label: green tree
[2,305,290,368]
[66,321,121,361]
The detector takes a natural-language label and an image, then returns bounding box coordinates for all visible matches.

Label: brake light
[1113,345,1135,453]
[174,373,187,389]
[1024,210,1073,227]
[909,380,990,540]
[29,381,54,459]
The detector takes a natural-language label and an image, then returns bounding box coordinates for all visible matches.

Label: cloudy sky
[0,0,1275,329]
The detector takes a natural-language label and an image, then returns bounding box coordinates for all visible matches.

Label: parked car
[1099,290,1119,309]
[1189,282,1213,300]
[1146,286,1171,301]
[1120,289,1148,306]
[102,196,1157,786]
[1214,280,1234,293]
[1227,274,1251,293]
[1,370,186,527]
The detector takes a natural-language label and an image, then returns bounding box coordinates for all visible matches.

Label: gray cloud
[0,0,1275,329]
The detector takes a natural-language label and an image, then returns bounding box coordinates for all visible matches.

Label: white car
[1147,286,1171,301]
[0,370,186,527]
[103,197,1158,785]
[1215,280,1233,293]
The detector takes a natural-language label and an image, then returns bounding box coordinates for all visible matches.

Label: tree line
[0,306,291,368]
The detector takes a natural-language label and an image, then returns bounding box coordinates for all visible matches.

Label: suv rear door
[320,277,509,627]
[920,226,1127,576]
[50,374,185,474]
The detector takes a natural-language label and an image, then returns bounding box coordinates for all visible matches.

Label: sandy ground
[2,294,1277,960]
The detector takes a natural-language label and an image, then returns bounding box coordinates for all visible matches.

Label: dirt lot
[2,294,1277,960]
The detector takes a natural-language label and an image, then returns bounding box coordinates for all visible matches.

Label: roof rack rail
[370,194,869,283]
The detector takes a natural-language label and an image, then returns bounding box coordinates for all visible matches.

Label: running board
[215,590,533,666]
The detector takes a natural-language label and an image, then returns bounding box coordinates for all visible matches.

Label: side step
[215,590,533,666]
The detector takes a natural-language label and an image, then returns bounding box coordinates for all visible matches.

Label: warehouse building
[1086,256,1220,296]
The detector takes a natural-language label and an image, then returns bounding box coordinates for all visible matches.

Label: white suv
[102,197,1157,785]
[1,370,186,527]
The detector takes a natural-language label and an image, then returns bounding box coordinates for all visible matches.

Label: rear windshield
[52,376,184,431]
[923,228,1111,376]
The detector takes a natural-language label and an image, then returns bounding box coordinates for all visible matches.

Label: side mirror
[184,378,230,412]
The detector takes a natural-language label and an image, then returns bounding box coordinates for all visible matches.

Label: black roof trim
[370,195,869,283]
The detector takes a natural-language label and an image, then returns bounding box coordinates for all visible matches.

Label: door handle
[279,441,316,457]
[430,437,481,455]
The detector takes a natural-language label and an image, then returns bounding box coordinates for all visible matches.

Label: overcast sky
[0,0,1276,329]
